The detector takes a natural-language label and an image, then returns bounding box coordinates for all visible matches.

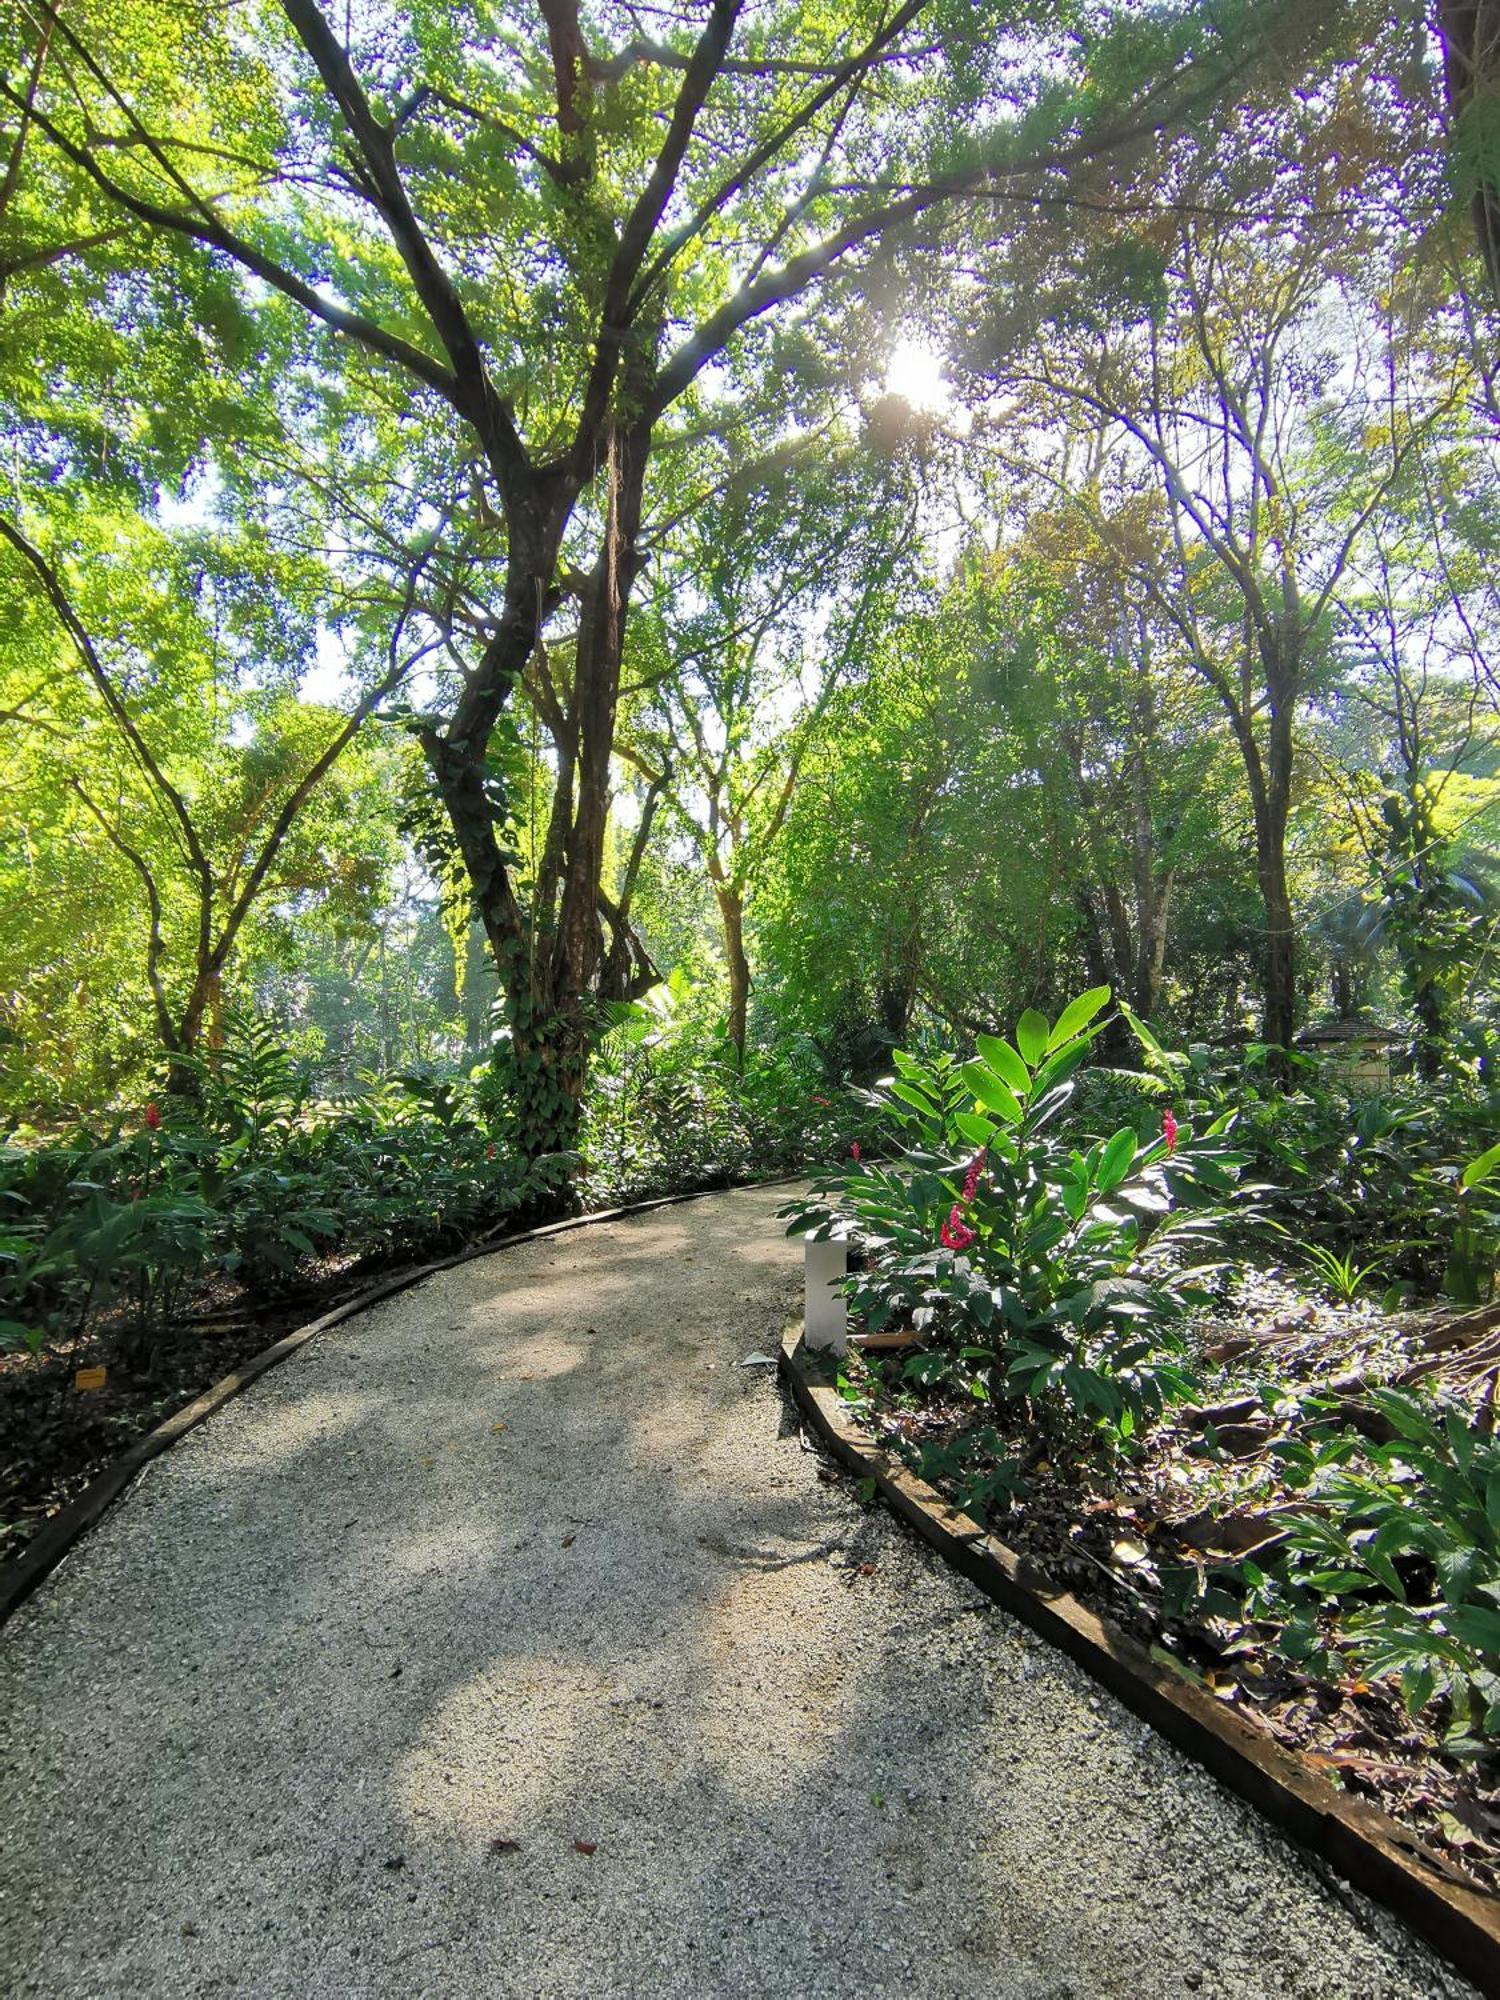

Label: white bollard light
[804,1232,849,1354]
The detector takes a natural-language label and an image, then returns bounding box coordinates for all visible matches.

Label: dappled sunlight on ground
[0,1187,1470,2000]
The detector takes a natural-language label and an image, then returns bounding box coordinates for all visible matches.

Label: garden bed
[827,1265,1500,1902]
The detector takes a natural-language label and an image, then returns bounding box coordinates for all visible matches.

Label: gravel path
[0,1185,1475,1999]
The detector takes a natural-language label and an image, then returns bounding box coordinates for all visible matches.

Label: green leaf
[1119,1002,1165,1060]
[1448,1603,1500,1660]
[888,1081,940,1119]
[959,1061,1022,1126]
[1096,1126,1138,1194]
[1462,1141,1500,1190]
[1015,1009,1049,1067]
[953,1110,998,1149]
[1045,986,1111,1052]
[975,1034,1032,1100]
[1401,1664,1436,1714]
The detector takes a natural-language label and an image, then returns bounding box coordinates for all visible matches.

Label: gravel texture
[0,1184,1476,1999]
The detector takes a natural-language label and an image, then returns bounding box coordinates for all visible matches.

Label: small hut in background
[1294,1016,1403,1091]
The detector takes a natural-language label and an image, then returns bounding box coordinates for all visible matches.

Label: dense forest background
[2,0,1497,1160]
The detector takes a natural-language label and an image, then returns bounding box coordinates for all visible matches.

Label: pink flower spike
[1162,1107,1179,1156]
[144,1102,162,1131]
[940,1205,976,1252]
[961,1149,986,1204]
[849,1141,861,1163]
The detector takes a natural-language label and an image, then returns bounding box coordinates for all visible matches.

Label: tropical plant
[1448,1140,1500,1305]
[784,989,1246,1446]
[1300,1242,1390,1304]
[1254,1389,1500,1744]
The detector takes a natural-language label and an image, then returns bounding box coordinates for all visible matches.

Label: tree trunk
[1126,672,1173,1019]
[1220,630,1299,1067]
[1439,0,1500,317]
[1251,779,1297,1058]
[419,491,576,1158]
[716,882,750,1054]
[1132,869,1174,1019]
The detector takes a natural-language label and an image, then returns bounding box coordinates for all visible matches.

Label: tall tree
[615,438,915,1050]
[965,86,1457,1053]
[0,512,408,1106]
[2,0,1327,1153]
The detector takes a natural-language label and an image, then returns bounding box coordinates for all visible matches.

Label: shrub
[1252,1388,1500,1744]
[582,992,867,1202]
[1123,1015,1500,1303]
[0,1017,560,1368]
[783,988,1245,1448]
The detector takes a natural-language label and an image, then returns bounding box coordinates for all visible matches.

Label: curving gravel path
[0,1185,1476,1999]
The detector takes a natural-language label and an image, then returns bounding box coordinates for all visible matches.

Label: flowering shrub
[783,988,1247,1446]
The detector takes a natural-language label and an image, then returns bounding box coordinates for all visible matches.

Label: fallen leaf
[573,1839,597,1856]
[491,1422,507,1433]
[1439,1812,1483,1850]
[858,1562,876,1576]
[488,1837,522,1856]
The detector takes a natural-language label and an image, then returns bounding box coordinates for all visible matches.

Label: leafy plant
[784,989,1245,1447]
[1257,1389,1500,1743]
[1446,1141,1500,1306]
[1300,1242,1389,1304]
[0,1014,568,1371]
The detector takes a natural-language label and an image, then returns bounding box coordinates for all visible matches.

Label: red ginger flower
[850,1141,861,1163]
[940,1205,976,1252]
[961,1149,986,1203]
[1162,1107,1179,1156]
[144,1102,161,1131]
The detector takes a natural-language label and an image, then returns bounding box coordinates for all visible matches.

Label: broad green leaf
[975,1034,1032,1099]
[953,1110,999,1149]
[1448,1603,1500,1660]
[888,1081,939,1118]
[1096,1127,1137,1194]
[1015,1009,1049,1066]
[1045,986,1111,1053]
[959,1061,1022,1126]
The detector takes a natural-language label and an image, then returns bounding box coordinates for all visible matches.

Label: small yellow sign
[74,1366,107,1392]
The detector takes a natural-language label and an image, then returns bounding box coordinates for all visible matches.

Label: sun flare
[882,336,951,413]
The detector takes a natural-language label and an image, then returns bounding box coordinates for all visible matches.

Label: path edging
[0,1180,790,1633]
[780,1324,1500,1999]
